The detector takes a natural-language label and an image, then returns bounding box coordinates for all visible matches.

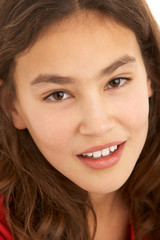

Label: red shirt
[0,198,135,240]
[0,198,14,240]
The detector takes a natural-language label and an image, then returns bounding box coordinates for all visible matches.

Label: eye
[44,91,71,102]
[106,78,130,89]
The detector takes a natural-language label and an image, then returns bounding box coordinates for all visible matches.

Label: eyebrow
[30,54,136,87]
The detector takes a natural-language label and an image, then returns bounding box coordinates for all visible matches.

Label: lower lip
[78,142,126,170]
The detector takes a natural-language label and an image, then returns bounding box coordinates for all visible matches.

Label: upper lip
[78,141,125,155]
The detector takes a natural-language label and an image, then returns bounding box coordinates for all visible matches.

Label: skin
[11,12,152,239]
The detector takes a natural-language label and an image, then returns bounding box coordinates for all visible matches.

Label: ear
[11,100,26,130]
[0,79,26,129]
[147,77,153,98]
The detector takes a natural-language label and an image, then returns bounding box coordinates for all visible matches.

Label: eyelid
[106,77,132,89]
[43,89,72,103]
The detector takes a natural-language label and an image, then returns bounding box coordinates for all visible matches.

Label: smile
[81,145,118,159]
[78,142,126,170]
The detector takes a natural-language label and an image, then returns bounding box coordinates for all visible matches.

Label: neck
[88,191,129,240]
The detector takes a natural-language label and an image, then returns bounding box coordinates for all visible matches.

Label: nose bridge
[78,93,114,136]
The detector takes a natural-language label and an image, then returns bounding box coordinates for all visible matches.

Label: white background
[145,0,160,25]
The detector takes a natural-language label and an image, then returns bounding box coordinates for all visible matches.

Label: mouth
[77,142,126,170]
[79,144,119,159]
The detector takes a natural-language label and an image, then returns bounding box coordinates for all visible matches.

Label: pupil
[54,92,64,100]
[111,79,120,87]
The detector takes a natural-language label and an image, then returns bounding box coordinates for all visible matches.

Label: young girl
[0,0,160,239]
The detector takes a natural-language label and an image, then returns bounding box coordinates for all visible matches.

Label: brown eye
[52,91,65,101]
[45,91,71,102]
[109,79,121,88]
[106,78,129,89]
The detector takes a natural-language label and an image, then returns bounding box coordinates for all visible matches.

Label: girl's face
[12,12,152,194]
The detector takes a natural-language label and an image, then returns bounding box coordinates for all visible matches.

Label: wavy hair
[0,0,160,239]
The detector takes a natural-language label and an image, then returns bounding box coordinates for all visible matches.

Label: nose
[78,97,115,136]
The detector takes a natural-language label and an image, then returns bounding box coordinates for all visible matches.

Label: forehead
[17,11,137,53]
[14,11,140,83]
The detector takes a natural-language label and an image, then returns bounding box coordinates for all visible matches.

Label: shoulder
[0,197,14,240]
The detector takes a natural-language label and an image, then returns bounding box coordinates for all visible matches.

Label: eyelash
[44,77,131,103]
[106,77,131,89]
[44,91,71,103]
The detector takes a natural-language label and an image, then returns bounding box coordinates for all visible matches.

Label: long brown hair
[0,0,160,239]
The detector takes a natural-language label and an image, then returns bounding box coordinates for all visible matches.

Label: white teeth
[81,145,118,158]
[114,145,118,150]
[110,145,117,152]
[102,148,110,157]
[93,151,101,158]
[87,153,93,157]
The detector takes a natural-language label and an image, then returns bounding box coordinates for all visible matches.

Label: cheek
[125,99,148,128]
[115,87,150,131]
[24,107,76,152]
